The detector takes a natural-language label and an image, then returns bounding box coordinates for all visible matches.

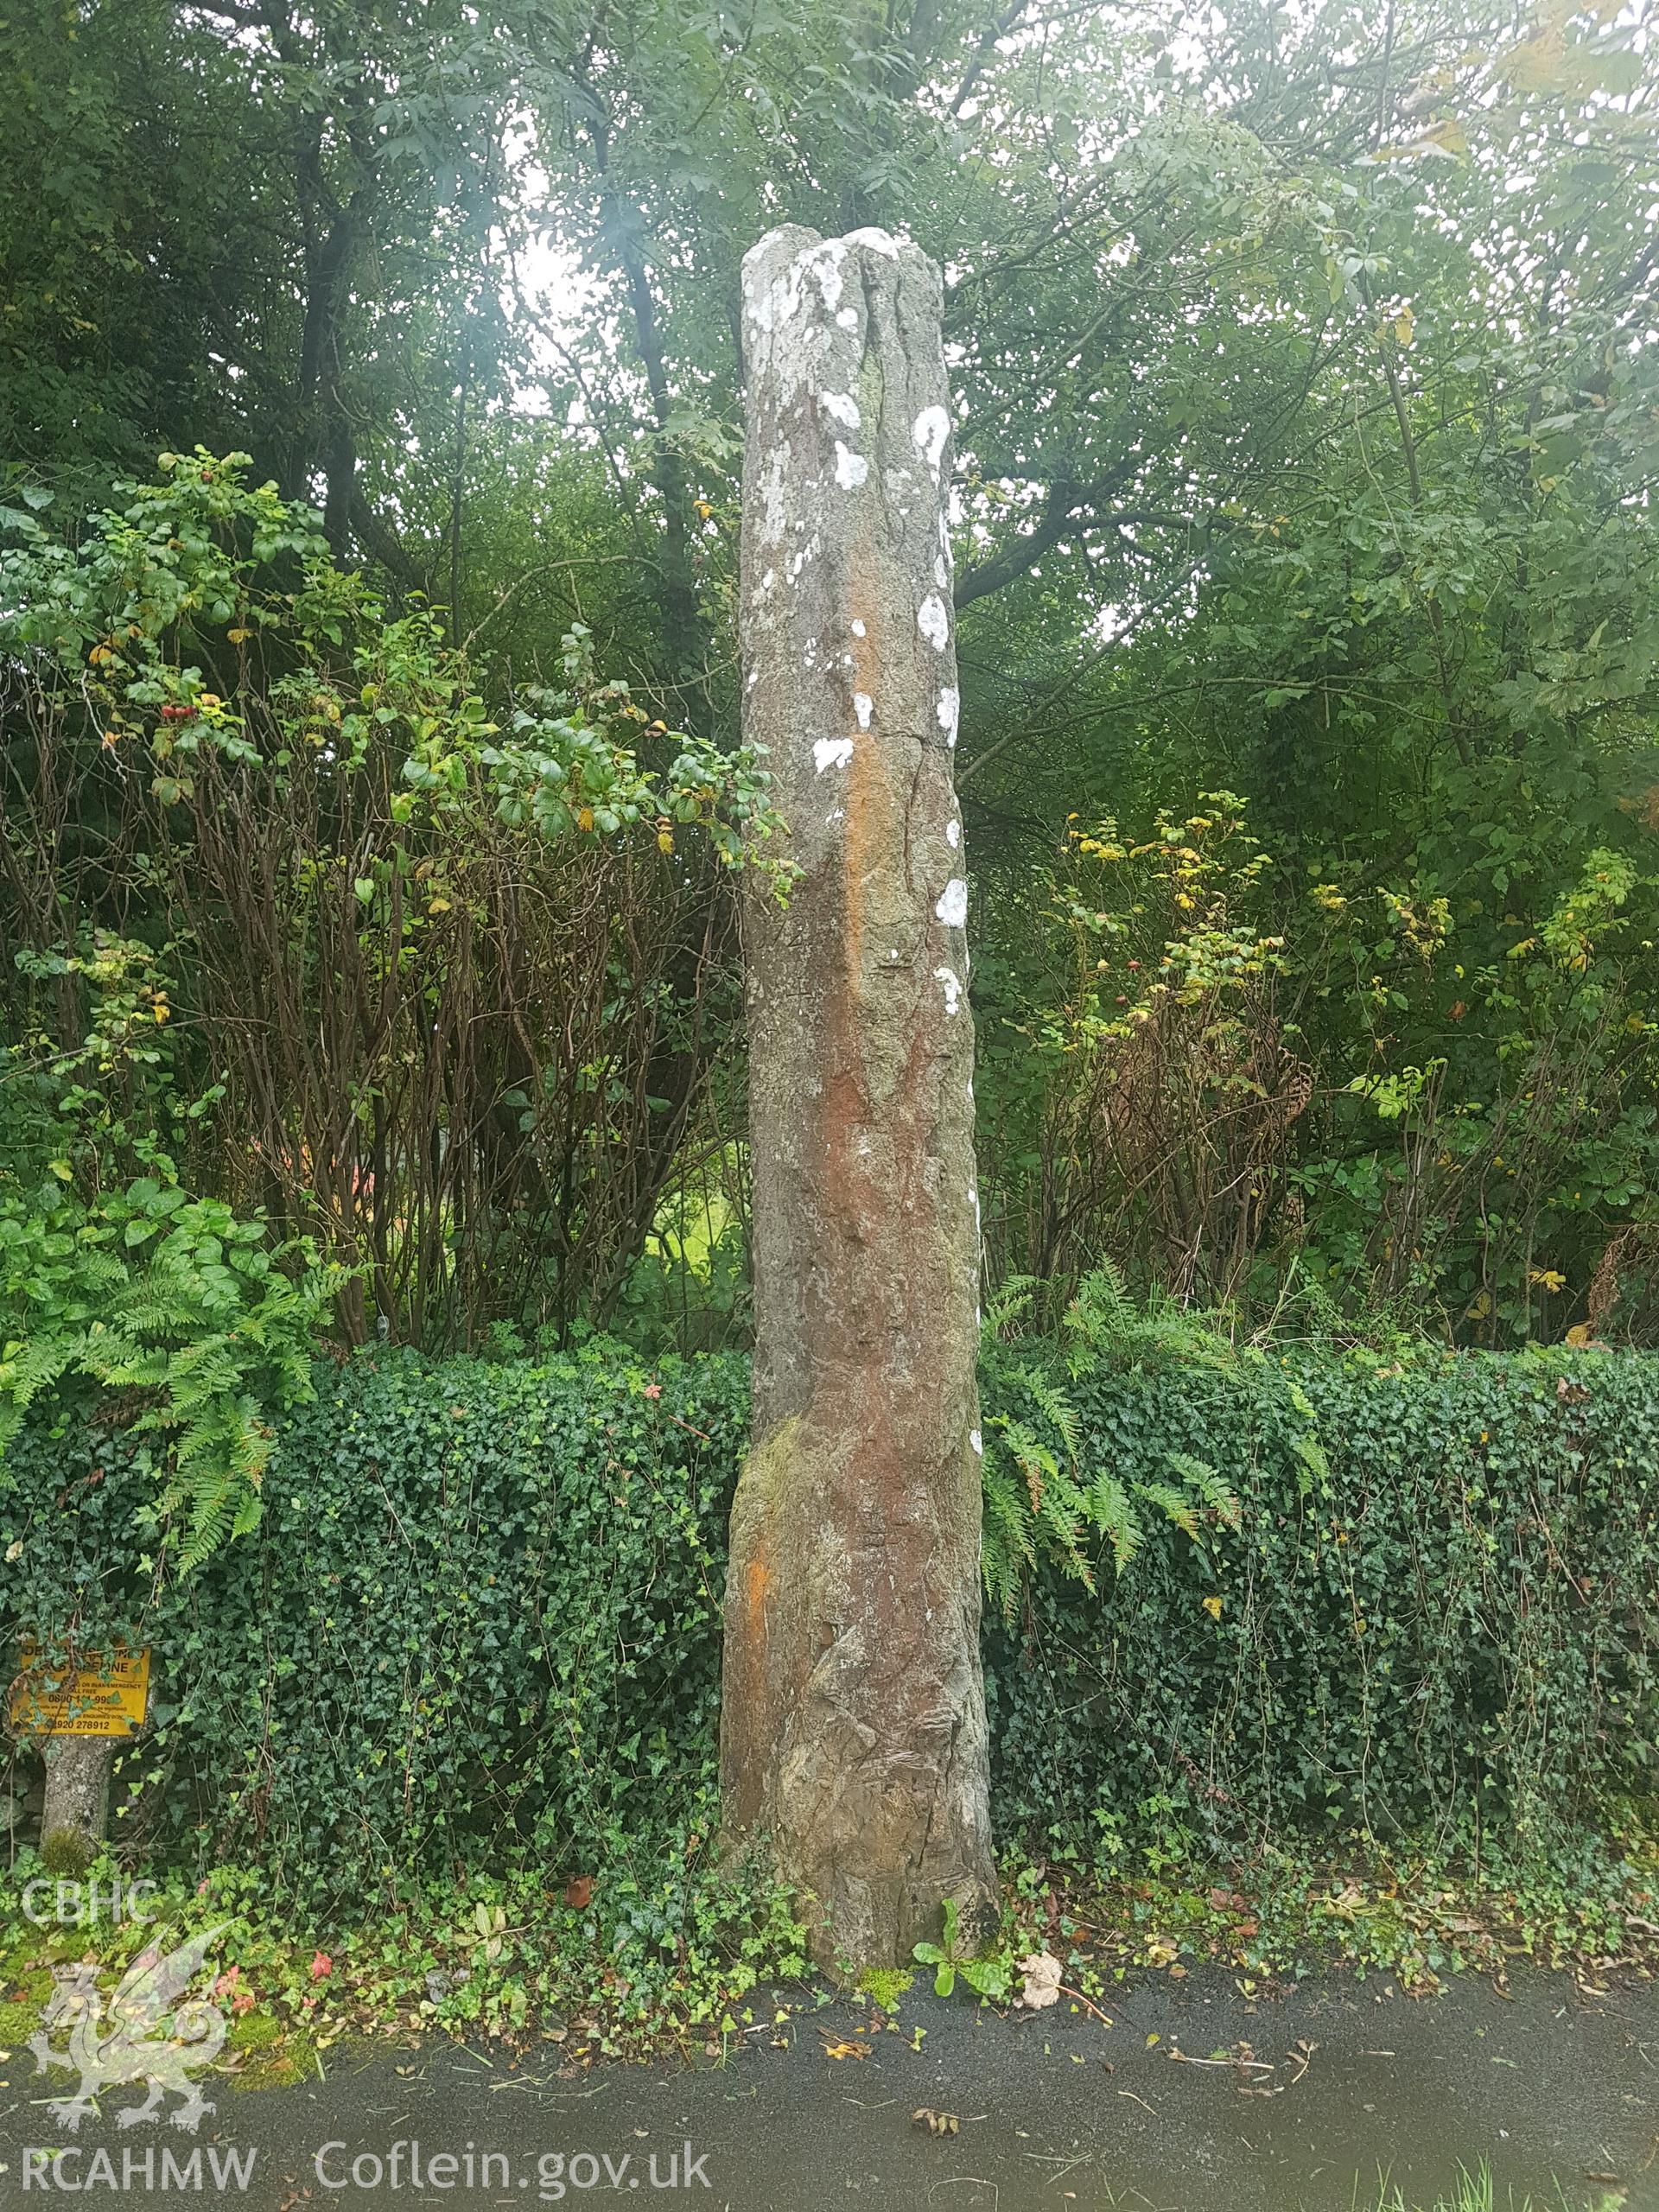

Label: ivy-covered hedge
[1,1344,745,1897]
[3,1341,1656,1899]
[985,1345,1659,1867]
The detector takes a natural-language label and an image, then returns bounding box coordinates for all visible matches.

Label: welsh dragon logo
[29,1926,228,2133]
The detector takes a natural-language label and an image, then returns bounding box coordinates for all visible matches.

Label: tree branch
[954,465,1170,609]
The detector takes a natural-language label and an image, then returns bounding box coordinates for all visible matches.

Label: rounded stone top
[743,226,938,323]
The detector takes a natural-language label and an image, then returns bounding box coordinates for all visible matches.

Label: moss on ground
[856,1967,914,2010]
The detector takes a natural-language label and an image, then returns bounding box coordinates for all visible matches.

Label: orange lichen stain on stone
[839,586,888,989]
[746,1555,772,1624]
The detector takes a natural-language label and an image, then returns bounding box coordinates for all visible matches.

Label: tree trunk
[721,224,995,1974]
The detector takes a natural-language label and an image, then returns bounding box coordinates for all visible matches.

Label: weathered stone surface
[720,224,995,1972]
[40,1736,111,1859]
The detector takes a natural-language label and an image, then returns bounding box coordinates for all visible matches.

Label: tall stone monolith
[720,225,996,1972]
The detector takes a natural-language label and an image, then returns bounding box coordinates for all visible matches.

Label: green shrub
[2,1339,1656,1900]
[0,1343,746,1902]
[986,1339,1659,1866]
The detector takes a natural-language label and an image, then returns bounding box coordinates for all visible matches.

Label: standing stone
[720,225,995,1972]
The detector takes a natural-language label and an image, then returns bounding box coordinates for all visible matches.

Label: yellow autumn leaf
[1423,115,1469,156]
[1393,306,1414,348]
[1203,1595,1224,1621]
[1502,31,1563,93]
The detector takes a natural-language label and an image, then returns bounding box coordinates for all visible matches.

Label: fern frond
[1023,1370,1081,1457]
[981,1456,1036,1620]
[0,1334,79,1422]
[1001,1418,1057,1512]
[1135,1479,1199,1539]
[982,1274,1038,1340]
[1084,1470,1143,1572]
[1166,1450,1242,1529]
[1064,1261,1133,1344]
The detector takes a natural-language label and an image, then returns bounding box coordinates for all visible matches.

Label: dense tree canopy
[3,0,1657,1351]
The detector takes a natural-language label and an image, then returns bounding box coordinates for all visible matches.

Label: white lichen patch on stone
[814,736,855,774]
[850,617,867,638]
[809,239,848,313]
[846,226,900,257]
[836,306,859,330]
[821,392,861,429]
[742,257,806,334]
[969,1428,982,1456]
[853,691,874,730]
[912,405,950,481]
[834,441,869,491]
[945,817,960,848]
[759,449,790,545]
[917,592,950,652]
[933,964,963,1015]
[935,877,968,928]
[937,686,960,743]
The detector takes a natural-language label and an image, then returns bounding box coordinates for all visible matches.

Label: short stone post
[720,224,996,1971]
[40,1738,111,1864]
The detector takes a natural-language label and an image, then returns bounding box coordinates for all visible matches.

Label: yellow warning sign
[8,1645,151,1738]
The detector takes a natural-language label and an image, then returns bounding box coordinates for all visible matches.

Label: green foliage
[987,1343,1659,1872]
[6,4,1659,1354]
[4,1337,1656,1896]
[0,1836,807,2056]
[1369,2169,1621,2212]
[911,1896,1013,2002]
[0,450,781,863]
[979,1267,1243,1616]
[1,454,784,1351]
[0,1173,340,1568]
[0,1344,751,1899]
